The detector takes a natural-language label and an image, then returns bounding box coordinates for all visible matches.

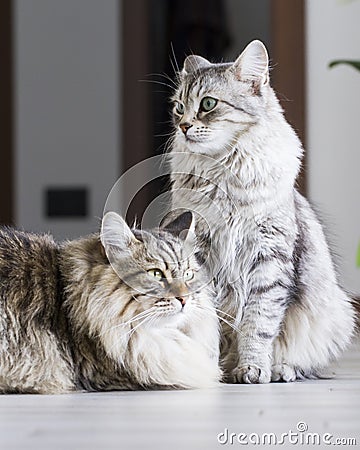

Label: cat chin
[180,139,226,157]
[182,136,212,148]
[176,133,236,157]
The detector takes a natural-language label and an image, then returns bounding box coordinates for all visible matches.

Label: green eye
[184,269,194,281]
[200,97,217,112]
[147,269,165,281]
[175,102,185,115]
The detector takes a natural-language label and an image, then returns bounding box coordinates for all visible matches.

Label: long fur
[169,40,357,383]
[0,213,221,393]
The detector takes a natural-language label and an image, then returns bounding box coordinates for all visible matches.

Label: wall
[224,0,271,60]
[306,0,360,293]
[15,0,120,240]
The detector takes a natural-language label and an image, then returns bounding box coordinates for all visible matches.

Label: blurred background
[0,0,359,294]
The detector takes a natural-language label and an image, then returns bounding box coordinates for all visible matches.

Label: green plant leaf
[357,241,360,268]
[329,60,360,72]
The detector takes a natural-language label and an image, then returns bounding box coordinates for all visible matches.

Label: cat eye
[175,102,185,115]
[184,269,194,281]
[147,269,165,281]
[200,97,217,112]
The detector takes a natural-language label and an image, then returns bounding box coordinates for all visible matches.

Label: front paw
[230,365,271,384]
[271,364,297,382]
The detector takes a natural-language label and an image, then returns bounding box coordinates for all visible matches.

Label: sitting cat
[168,40,358,383]
[0,211,220,393]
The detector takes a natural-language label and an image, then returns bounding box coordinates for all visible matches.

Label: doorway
[0,1,306,226]
[122,0,306,223]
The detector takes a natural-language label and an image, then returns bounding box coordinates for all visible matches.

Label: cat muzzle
[176,296,186,307]
[180,123,192,135]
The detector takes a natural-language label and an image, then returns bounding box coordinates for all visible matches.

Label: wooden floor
[1,341,359,450]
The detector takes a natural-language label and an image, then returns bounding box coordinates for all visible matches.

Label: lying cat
[169,39,358,383]
[0,211,220,393]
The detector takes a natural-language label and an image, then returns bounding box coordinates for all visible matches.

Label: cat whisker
[95,308,157,338]
[122,308,162,341]
[143,71,176,81]
[120,308,157,328]
[163,135,176,155]
[154,132,174,138]
[217,316,245,337]
[107,311,160,356]
[127,314,154,339]
[145,71,178,88]
[139,79,175,90]
[169,42,180,75]
[106,313,156,355]
[213,307,238,322]
[155,140,173,153]
[156,119,174,126]
[152,90,172,95]
[139,312,159,331]
[194,305,245,337]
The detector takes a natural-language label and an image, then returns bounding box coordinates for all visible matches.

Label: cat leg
[230,281,289,384]
[232,258,292,383]
[231,310,281,384]
[271,363,297,382]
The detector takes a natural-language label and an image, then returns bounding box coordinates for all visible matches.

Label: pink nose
[176,296,186,307]
[180,123,192,135]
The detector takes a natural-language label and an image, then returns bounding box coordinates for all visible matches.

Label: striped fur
[169,40,356,383]
[0,212,220,393]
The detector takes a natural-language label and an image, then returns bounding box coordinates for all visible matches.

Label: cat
[0,211,220,394]
[168,39,358,383]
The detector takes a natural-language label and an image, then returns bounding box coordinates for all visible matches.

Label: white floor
[1,341,359,450]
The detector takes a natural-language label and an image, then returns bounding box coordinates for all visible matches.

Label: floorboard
[1,341,359,449]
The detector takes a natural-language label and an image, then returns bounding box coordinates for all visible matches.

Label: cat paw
[230,365,271,384]
[271,364,297,382]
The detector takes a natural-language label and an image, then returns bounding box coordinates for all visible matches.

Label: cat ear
[161,210,195,242]
[183,55,211,74]
[232,40,269,86]
[100,212,139,249]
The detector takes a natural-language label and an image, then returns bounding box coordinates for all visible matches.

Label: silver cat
[169,40,358,383]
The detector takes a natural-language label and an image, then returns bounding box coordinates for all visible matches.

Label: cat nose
[180,123,192,135]
[176,296,186,307]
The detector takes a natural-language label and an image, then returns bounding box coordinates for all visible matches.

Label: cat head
[100,210,210,327]
[172,40,280,155]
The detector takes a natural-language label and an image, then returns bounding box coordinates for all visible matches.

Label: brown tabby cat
[0,211,220,393]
